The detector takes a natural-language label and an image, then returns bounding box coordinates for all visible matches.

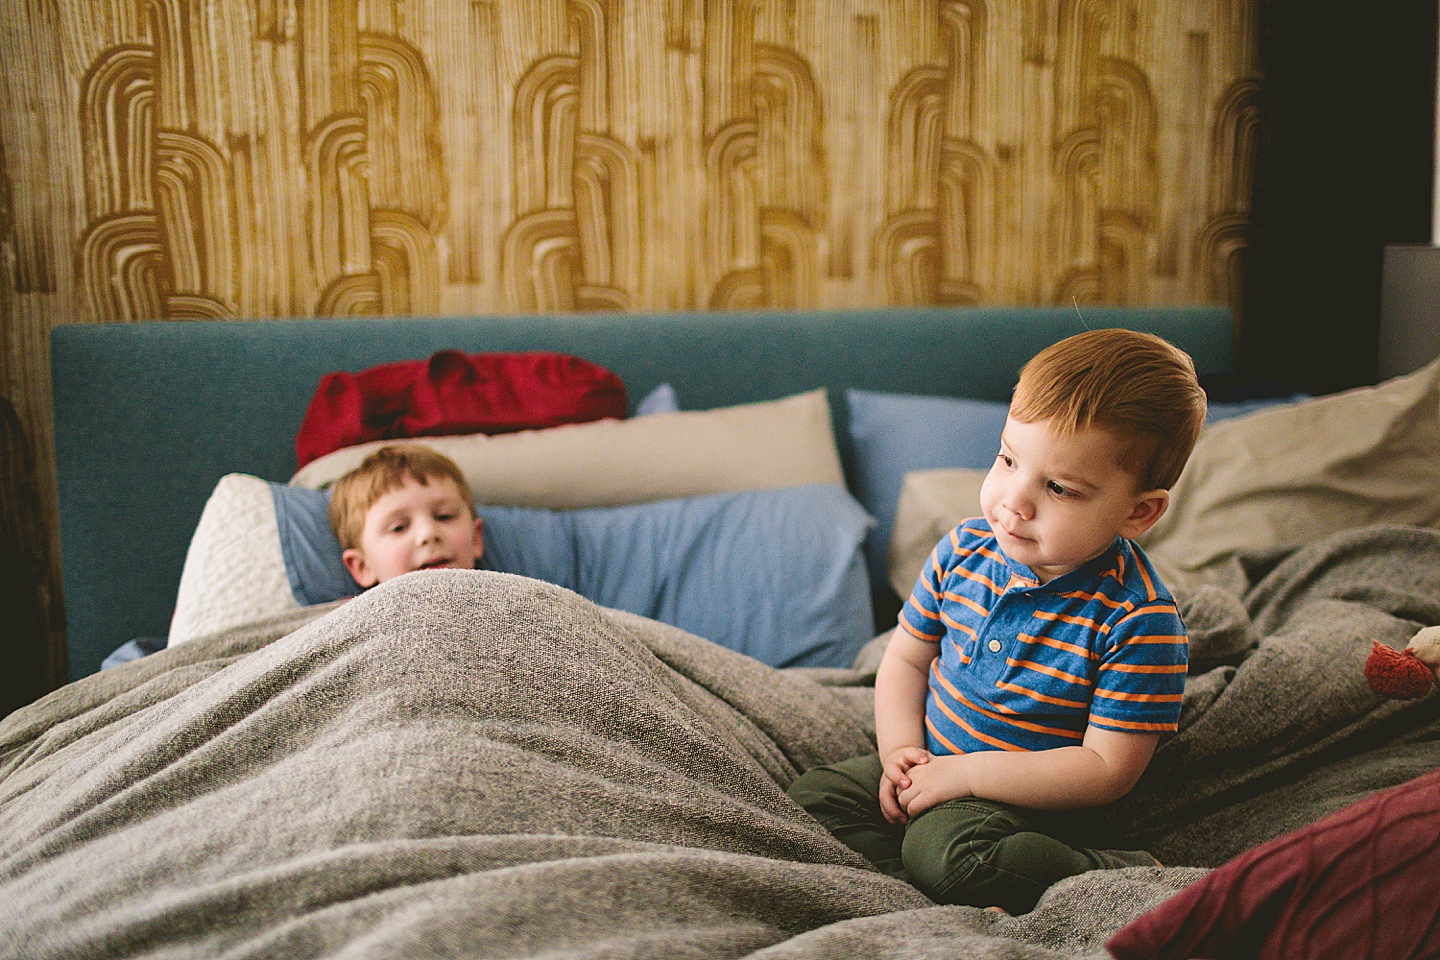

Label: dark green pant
[787,753,1155,915]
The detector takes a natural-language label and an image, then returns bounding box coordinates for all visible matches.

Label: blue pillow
[1205,393,1310,423]
[845,390,1009,592]
[100,635,168,670]
[269,483,874,669]
[634,382,679,416]
[273,486,364,606]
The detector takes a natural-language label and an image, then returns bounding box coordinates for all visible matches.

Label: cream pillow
[291,389,845,507]
[886,468,987,598]
[1141,356,1440,576]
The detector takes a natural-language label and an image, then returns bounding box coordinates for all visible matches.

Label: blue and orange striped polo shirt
[898,518,1188,756]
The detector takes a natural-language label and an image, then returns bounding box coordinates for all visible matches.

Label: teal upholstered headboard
[51,306,1234,678]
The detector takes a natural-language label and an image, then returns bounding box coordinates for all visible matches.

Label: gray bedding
[2,525,1437,959]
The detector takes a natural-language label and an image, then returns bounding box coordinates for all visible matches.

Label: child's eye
[1046,481,1070,497]
[997,453,1014,468]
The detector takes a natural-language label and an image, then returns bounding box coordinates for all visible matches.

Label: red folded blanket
[1107,765,1440,960]
[296,350,627,467]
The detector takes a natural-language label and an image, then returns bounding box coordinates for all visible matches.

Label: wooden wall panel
[0,0,1258,685]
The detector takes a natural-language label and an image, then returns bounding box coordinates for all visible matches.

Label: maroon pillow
[1106,766,1440,960]
[296,350,627,468]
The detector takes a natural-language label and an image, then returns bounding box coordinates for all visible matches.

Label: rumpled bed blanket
[2,525,1437,959]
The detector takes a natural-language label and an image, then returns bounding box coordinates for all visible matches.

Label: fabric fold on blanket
[4,525,1439,958]
[1113,525,1440,864]
[1,572,935,959]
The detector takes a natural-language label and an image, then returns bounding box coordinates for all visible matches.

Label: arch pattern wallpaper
[0,0,1258,678]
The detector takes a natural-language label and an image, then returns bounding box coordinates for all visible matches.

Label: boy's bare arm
[873,628,939,824]
[897,725,1160,815]
[874,628,935,755]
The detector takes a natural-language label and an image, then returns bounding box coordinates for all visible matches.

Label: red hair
[328,444,474,550]
[1009,329,1208,490]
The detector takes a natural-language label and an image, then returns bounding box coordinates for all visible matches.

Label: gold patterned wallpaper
[0,0,1258,682]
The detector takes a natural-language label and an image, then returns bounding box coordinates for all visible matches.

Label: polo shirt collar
[1000,536,1128,593]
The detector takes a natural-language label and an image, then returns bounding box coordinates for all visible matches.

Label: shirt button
[988,639,1002,653]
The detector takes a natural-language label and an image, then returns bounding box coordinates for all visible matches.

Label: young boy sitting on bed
[788,328,1206,915]
[329,444,484,588]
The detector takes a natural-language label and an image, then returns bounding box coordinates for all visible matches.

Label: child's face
[979,416,1169,583]
[342,476,484,588]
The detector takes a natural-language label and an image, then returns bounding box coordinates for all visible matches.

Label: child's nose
[1003,488,1035,520]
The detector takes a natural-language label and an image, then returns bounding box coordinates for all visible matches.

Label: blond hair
[1009,328,1208,490]
[328,444,475,550]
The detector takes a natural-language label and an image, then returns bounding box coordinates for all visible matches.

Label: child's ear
[342,548,379,588]
[472,515,484,562]
[1118,489,1170,540]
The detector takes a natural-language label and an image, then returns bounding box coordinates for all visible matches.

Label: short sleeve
[1089,602,1188,733]
[896,530,955,643]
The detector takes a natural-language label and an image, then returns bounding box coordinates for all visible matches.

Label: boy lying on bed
[789,328,1207,915]
[329,444,484,588]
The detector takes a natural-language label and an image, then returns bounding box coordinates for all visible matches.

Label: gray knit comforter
[2,525,1437,959]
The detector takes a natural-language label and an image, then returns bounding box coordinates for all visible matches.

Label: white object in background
[1379,245,1440,380]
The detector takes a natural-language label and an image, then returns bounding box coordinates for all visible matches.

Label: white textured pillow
[290,389,845,507]
[886,468,988,598]
[169,474,297,646]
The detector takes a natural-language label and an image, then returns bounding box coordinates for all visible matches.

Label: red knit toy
[1364,640,1436,700]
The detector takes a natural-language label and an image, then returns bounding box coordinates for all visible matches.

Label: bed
[4,306,1439,958]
